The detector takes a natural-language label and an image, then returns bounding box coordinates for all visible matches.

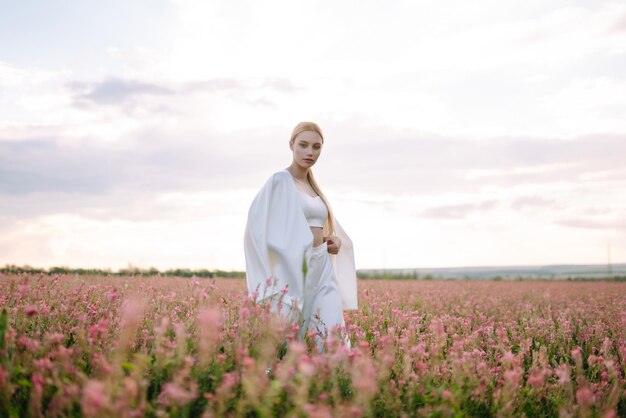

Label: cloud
[319,118,626,194]
[610,12,626,34]
[0,122,289,199]
[419,200,498,219]
[66,76,300,108]
[68,78,173,105]
[557,218,626,230]
[511,196,561,210]
[4,121,626,205]
[0,139,126,195]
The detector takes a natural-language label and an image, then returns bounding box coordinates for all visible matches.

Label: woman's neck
[287,164,309,181]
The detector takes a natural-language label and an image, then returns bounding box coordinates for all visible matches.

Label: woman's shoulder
[255,170,292,193]
[269,169,291,185]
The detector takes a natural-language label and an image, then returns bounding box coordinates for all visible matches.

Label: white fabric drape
[244,170,358,311]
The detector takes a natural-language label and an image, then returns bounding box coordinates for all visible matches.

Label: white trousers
[270,241,348,351]
[301,241,345,340]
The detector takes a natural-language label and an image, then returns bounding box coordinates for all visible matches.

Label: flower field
[0,274,625,417]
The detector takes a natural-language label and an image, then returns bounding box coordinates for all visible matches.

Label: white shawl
[244,170,358,311]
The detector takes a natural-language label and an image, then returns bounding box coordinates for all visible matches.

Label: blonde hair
[290,121,335,236]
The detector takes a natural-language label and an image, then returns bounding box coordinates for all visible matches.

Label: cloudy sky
[1,0,626,271]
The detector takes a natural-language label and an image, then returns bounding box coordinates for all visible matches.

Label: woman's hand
[325,236,342,255]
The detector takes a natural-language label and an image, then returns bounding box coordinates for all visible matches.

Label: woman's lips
[304,158,314,163]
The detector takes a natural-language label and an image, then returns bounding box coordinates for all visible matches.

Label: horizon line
[2,261,625,273]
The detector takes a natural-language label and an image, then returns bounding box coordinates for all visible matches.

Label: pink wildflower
[106,288,118,302]
[0,365,9,387]
[197,307,223,358]
[24,305,38,316]
[504,369,521,386]
[123,377,138,399]
[576,387,595,407]
[289,341,306,355]
[501,351,515,365]
[242,356,255,369]
[555,364,570,385]
[239,306,250,320]
[298,355,316,377]
[527,371,544,388]
[44,332,65,346]
[81,380,109,416]
[18,283,30,298]
[218,372,238,394]
[157,382,197,407]
[415,361,428,372]
[302,403,333,418]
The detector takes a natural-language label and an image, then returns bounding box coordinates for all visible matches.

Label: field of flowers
[0,274,625,417]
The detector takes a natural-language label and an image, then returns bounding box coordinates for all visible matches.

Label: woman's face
[290,130,323,169]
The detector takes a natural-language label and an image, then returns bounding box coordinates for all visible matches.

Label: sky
[1,0,626,271]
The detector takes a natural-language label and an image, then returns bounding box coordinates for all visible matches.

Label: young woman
[244,121,357,349]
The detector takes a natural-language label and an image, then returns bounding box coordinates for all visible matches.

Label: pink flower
[197,307,223,357]
[576,387,595,407]
[31,373,44,388]
[106,288,118,302]
[504,369,521,386]
[0,366,8,389]
[18,283,29,295]
[298,355,316,377]
[24,305,38,316]
[501,351,515,365]
[302,403,333,418]
[81,380,109,416]
[218,372,238,393]
[527,370,544,388]
[242,356,255,369]
[120,298,147,324]
[123,378,138,399]
[289,341,306,356]
[415,361,428,372]
[118,297,147,350]
[555,364,570,385]
[157,382,197,407]
[348,406,364,417]
[44,332,65,345]
[239,306,250,320]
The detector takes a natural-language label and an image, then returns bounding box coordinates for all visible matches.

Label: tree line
[0,264,245,278]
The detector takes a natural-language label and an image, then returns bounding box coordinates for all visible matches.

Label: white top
[297,189,327,228]
[243,170,358,310]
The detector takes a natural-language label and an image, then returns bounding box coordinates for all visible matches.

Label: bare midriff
[311,226,325,247]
